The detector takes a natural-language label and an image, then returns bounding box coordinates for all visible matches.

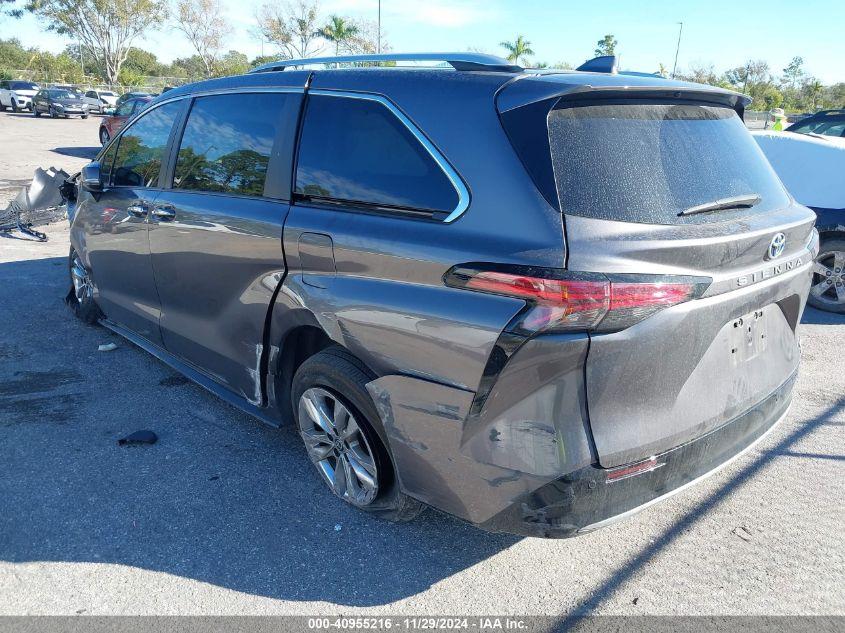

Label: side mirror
[81,161,103,192]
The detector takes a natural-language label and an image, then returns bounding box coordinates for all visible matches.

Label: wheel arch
[266,308,380,427]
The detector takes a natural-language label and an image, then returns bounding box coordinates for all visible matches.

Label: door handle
[127,203,148,218]
[151,205,176,221]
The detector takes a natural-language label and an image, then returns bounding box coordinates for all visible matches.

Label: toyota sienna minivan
[67,53,817,537]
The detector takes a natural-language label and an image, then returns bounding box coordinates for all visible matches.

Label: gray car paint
[71,186,166,345]
[69,64,815,534]
[563,206,816,467]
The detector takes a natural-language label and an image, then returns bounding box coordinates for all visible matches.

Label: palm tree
[806,79,824,111]
[317,15,360,56]
[499,35,534,66]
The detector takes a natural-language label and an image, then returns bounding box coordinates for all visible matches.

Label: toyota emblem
[768,233,786,259]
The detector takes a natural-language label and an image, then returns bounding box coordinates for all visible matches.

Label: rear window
[547,103,790,224]
[10,81,38,90]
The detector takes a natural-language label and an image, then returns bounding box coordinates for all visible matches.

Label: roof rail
[576,55,619,74]
[248,53,523,74]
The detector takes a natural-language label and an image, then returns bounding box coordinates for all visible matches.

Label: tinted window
[789,116,845,137]
[173,93,286,196]
[99,142,119,185]
[11,81,37,90]
[547,103,790,224]
[115,101,134,117]
[295,95,459,213]
[112,101,181,188]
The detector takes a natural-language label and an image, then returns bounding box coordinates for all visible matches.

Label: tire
[11,100,18,113]
[33,107,40,118]
[49,106,58,119]
[67,248,102,324]
[81,114,88,119]
[99,127,110,145]
[0,102,6,112]
[808,238,845,314]
[291,346,423,523]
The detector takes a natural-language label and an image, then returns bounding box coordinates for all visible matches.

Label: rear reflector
[605,456,664,483]
[444,264,709,333]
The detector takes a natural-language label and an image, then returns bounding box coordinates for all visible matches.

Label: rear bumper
[477,370,796,538]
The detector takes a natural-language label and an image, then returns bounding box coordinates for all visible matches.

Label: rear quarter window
[295,94,459,214]
[547,102,790,224]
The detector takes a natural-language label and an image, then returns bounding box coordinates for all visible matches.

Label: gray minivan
[67,53,817,537]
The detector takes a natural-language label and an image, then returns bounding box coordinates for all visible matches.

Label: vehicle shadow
[52,146,100,160]
[801,305,845,325]
[0,255,520,607]
[556,391,844,624]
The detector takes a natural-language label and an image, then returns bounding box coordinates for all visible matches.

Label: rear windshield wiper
[678,194,761,217]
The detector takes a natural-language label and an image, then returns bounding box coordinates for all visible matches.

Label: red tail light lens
[445,265,709,333]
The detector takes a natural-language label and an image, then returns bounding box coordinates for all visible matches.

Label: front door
[149,90,302,402]
[82,100,184,345]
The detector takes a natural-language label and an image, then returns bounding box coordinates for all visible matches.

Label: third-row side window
[295,95,459,213]
[173,93,288,197]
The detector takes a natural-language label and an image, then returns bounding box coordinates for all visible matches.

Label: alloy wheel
[297,387,379,506]
[810,251,845,308]
[70,253,94,303]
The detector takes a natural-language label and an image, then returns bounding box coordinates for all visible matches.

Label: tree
[499,35,533,65]
[679,61,719,86]
[725,60,770,93]
[2,0,23,17]
[594,34,617,57]
[782,56,805,89]
[168,54,207,78]
[215,50,249,76]
[123,47,166,76]
[257,0,322,59]
[317,14,358,55]
[346,19,385,54]
[804,78,824,111]
[0,38,32,70]
[173,0,231,77]
[26,0,166,84]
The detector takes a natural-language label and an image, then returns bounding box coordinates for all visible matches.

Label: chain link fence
[1,69,192,95]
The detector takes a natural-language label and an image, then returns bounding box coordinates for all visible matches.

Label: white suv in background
[0,80,40,111]
[82,89,119,113]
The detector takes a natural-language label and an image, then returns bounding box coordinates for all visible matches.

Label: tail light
[444,264,710,334]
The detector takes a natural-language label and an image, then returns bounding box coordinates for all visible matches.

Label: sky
[7,0,845,84]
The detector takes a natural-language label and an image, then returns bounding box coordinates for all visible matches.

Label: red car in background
[98,96,153,145]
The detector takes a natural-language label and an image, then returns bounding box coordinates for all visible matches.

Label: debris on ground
[0,167,74,241]
[97,343,118,352]
[732,526,754,542]
[117,430,158,446]
[159,375,190,387]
